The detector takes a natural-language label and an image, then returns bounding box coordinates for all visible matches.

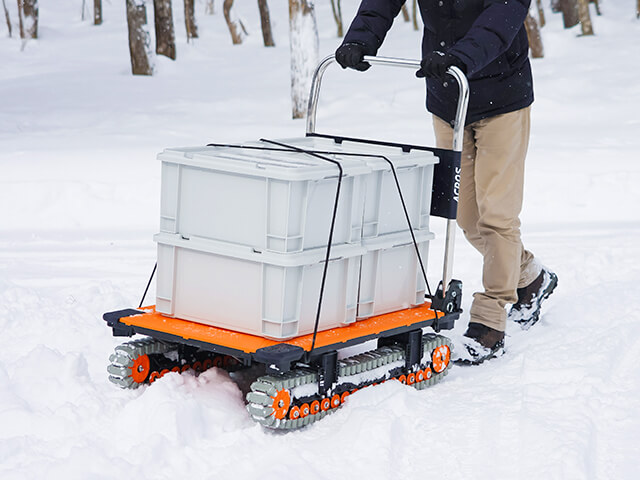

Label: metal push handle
[305,54,470,298]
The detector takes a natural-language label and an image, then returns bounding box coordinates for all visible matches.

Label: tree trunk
[412,0,419,31]
[17,0,37,39]
[94,0,102,25]
[205,0,214,15]
[2,0,12,37]
[289,0,318,119]
[184,0,198,40]
[153,0,176,59]
[330,0,343,37]
[535,0,545,27]
[126,0,153,75]
[223,0,246,45]
[636,0,639,19]
[561,0,579,28]
[258,0,275,46]
[577,0,593,35]
[551,0,561,13]
[401,4,409,22]
[524,14,544,58]
[591,0,600,16]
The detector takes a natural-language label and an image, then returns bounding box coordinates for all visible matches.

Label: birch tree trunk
[535,0,545,27]
[524,14,543,58]
[258,0,275,46]
[153,0,176,59]
[2,0,12,37]
[289,0,318,119]
[184,0,198,40]
[94,0,102,25]
[577,0,593,35]
[126,0,154,75]
[17,0,37,39]
[401,4,409,22]
[330,0,343,37]
[561,0,579,28]
[223,0,246,45]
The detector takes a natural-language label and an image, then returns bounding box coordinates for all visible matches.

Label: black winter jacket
[343,0,534,125]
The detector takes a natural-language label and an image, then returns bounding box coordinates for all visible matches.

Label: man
[335,0,557,364]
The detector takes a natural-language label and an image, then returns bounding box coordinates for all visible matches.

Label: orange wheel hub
[149,371,160,384]
[397,375,407,384]
[424,366,432,379]
[310,400,320,415]
[340,391,350,403]
[407,373,416,385]
[130,354,150,383]
[203,358,213,370]
[271,390,291,420]
[289,406,301,420]
[320,398,331,411]
[331,394,341,408]
[432,344,451,373]
[192,361,202,372]
[300,403,310,418]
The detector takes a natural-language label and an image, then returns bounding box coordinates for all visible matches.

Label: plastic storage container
[253,137,439,239]
[158,144,370,253]
[357,230,434,319]
[158,137,439,252]
[154,232,364,340]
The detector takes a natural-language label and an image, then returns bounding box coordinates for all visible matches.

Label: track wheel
[432,344,451,373]
[271,390,291,420]
[130,354,151,383]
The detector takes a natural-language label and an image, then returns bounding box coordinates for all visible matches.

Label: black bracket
[103,309,144,337]
[378,328,424,372]
[252,344,306,374]
[317,351,338,397]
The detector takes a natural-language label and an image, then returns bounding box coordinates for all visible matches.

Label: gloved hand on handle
[335,43,374,71]
[416,51,467,80]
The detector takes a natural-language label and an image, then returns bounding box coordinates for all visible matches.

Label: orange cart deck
[104,303,458,366]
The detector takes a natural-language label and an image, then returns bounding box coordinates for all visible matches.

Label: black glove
[335,43,372,71]
[416,51,467,80]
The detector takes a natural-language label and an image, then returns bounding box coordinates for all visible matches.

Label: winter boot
[453,322,505,365]
[508,268,558,330]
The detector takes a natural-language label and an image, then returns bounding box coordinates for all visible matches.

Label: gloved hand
[335,43,372,71]
[416,51,467,80]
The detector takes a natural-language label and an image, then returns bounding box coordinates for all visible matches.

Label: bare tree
[535,0,545,27]
[560,0,579,28]
[412,0,419,31]
[126,0,153,75]
[258,0,274,46]
[223,0,246,45]
[94,0,102,25]
[17,0,37,39]
[289,0,318,119]
[2,0,12,36]
[330,0,343,36]
[184,0,198,40]
[401,4,409,22]
[525,13,543,58]
[153,0,176,59]
[577,0,593,35]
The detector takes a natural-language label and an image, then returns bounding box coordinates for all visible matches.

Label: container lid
[256,136,440,172]
[158,141,372,182]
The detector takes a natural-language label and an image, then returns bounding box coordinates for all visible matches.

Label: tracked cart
[104,56,470,430]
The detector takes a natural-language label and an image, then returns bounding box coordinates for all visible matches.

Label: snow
[1,1,640,479]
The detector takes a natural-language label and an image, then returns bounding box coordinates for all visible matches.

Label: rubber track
[246,334,452,430]
[108,337,175,388]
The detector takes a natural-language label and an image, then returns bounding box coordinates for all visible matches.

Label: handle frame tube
[305,55,470,298]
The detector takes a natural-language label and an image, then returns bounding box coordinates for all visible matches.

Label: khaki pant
[433,107,540,331]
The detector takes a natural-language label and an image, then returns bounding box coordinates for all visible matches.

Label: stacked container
[154,137,439,340]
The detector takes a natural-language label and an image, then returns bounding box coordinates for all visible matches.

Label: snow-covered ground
[2,1,640,478]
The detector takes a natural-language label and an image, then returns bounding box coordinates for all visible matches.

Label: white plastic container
[158,143,371,253]
[357,230,435,319]
[154,232,364,340]
[265,137,438,238]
